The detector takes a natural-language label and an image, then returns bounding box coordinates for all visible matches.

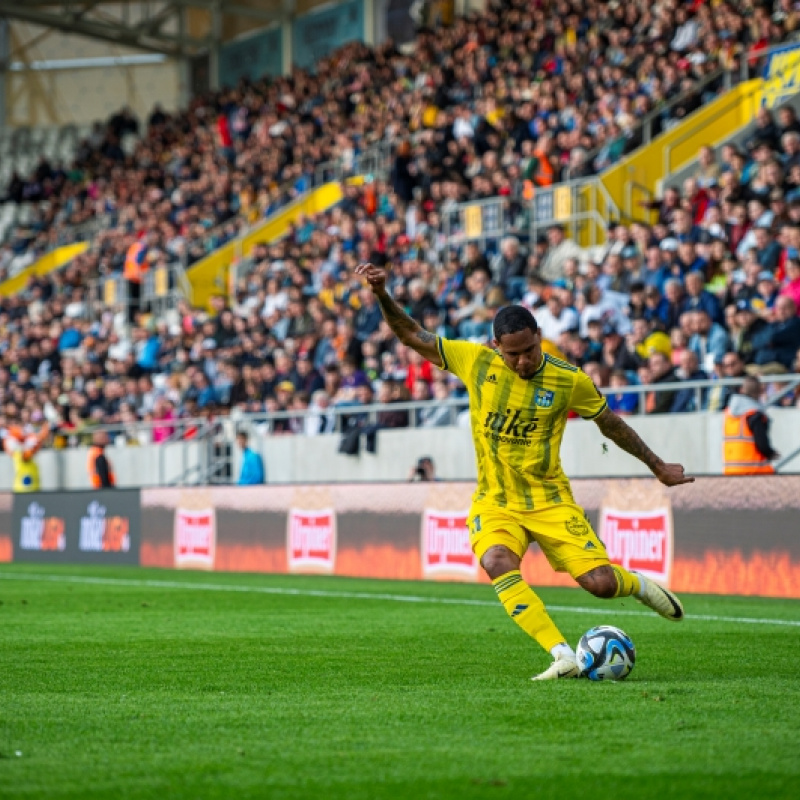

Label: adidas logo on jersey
[486,374,498,383]
[584,541,597,550]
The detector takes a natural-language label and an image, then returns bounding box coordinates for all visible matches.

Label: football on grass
[576,625,636,681]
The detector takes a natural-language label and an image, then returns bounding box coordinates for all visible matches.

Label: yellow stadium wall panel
[0,241,89,298]
[601,80,764,224]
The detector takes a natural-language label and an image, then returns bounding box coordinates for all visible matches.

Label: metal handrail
[624,180,652,223]
[51,372,799,444]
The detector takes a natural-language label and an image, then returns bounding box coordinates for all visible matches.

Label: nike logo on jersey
[484,409,539,437]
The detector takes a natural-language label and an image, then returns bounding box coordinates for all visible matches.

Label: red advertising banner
[128,476,800,598]
[599,508,673,585]
[287,509,337,574]
[421,510,477,580]
[174,507,216,570]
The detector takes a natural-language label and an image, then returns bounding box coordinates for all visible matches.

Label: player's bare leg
[576,565,684,622]
[481,544,579,681]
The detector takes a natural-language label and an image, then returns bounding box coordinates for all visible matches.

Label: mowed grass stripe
[1,570,799,627]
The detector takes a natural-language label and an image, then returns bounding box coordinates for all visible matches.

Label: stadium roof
[0,0,291,59]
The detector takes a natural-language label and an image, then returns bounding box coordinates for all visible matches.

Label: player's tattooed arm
[594,408,695,487]
[354,262,443,367]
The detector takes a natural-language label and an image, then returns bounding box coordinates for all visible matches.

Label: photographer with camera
[408,456,437,482]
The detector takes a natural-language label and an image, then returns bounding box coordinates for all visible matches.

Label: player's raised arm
[593,407,695,487]
[354,262,443,368]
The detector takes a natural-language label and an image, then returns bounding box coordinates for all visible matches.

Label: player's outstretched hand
[355,262,387,293]
[653,462,695,487]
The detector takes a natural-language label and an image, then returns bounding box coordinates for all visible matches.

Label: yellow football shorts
[467,502,610,579]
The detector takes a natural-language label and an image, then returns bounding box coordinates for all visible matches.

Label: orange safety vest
[87,446,116,488]
[723,410,775,475]
[123,242,147,283]
[531,150,555,187]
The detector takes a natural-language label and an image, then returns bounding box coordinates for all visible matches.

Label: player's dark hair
[493,305,539,340]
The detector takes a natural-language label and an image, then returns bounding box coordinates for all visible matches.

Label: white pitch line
[1,572,799,627]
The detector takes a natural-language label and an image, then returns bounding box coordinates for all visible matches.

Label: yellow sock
[610,565,641,598]
[492,570,567,653]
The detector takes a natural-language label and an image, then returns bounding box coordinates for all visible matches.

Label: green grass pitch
[1,565,799,800]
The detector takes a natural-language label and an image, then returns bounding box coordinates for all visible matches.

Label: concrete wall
[4,409,798,490]
[251,408,800,483]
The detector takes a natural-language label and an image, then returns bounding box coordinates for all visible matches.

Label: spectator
[681,270,722,324]
[723,376,779,474]
[706,352,746,412]
[492,236,527,300]
[606,371,639,415]
[750,296,800,373]
[731,299,769,364]
[644,351,679,414]
[305,390,336,436]
[780,256,800,307]
[87,431,116,488]
[671,350,708,413]
[236,431,265,485]
[534,293,579,344]
[688,310,731,374]
[7,424,50,493]
[540,225,582,282]
[408,456,437,482]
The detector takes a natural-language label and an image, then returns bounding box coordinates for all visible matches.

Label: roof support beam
[0,2,207,56]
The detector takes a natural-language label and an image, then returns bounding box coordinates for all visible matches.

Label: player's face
[494,328,543,380]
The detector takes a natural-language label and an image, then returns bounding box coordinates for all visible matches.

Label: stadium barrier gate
[1,478,799,598]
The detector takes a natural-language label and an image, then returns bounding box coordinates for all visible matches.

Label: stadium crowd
[1,0,800,451]
[0,0,785,279]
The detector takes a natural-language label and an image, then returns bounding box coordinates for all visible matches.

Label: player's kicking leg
[480,545,579,681]
[575,565,684,622]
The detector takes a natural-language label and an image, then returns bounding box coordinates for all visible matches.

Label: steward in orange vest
[88,432,116,488]
[723,377,778,475]
[123,241,147,283]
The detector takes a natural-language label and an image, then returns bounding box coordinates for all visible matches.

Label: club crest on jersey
[534,389,555,408]
[565,515,589,536]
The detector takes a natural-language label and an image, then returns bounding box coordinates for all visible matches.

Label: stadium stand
[1,0,799,451]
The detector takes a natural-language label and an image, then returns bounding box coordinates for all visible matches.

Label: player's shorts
[467,502,610,579]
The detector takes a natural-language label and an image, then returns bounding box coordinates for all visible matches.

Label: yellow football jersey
[438,338,607,512]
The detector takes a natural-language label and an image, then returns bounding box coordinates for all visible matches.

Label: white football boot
[634,572,684,621]
[531,653,580,681]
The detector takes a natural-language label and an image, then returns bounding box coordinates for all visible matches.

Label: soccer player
[355,262,694,681]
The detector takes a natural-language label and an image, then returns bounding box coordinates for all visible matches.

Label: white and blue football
[576,625,636,681]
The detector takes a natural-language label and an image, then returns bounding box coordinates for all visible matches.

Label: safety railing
[600,373,800,416]
[438,176,622,254]
[624,180,654,225]
[85,263,191,322]
[530,177,621,249]
[313,140,393,187]
[53,372,800,447]
[439,195,520,253]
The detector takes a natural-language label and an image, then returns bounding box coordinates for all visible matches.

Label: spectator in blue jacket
[135,324,160,373]
[750,296,800,373]
[606,370,639,415]
[671,350,708,413]
[681,270,722,324]
[354,286,383,341]
[236,431,265,485]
